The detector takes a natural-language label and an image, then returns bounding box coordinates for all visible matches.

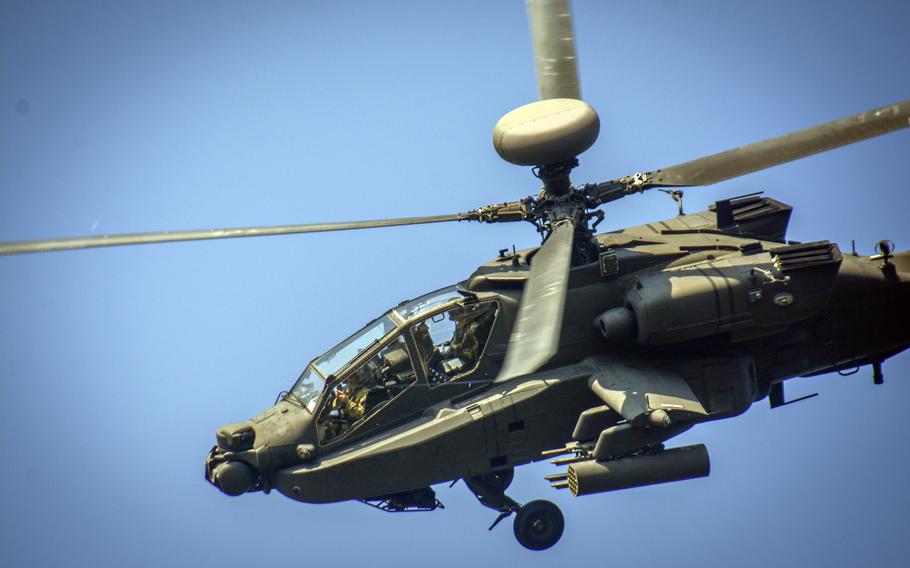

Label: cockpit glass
[290,365,323,412]
[313,314,397,379]
[394,285,463,321]
[412,301,498,384]
[316,334,416,444]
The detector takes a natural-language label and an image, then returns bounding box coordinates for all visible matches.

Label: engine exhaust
[567,444,710,497]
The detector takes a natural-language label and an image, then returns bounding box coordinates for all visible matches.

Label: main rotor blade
[0,213,468,256]
[648,99,910,188]
[496,220,575,383]
[526,0,581,100]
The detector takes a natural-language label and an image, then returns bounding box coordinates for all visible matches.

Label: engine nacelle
[626,266,750,345]
[623,243,842,345]
[593,306,636,342]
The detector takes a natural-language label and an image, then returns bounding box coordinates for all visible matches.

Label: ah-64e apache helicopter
[2,0,908,551]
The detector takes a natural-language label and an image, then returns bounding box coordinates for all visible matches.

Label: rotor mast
[492,0,599,262]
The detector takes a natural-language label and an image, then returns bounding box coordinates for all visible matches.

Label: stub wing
[588,362,708,427]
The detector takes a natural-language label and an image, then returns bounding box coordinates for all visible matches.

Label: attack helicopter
[2,0,909,553]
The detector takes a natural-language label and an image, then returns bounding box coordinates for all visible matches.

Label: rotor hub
[534,159,578,199]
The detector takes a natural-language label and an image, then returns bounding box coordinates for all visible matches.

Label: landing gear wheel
[513,499,564,551]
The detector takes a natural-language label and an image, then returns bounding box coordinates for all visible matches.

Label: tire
[513,499,564,551]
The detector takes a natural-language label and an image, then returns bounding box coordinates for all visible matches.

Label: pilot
[449,304,494,369]
[336,385,366,420]
[324,376,370,442]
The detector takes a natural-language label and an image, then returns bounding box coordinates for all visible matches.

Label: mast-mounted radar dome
[493,98,600,167]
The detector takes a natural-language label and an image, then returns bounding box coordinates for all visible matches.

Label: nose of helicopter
[205,420,259,496]
[207,452,258,496]
[205,400,314,496]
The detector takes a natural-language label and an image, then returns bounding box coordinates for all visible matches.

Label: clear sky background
[2,1,909,566]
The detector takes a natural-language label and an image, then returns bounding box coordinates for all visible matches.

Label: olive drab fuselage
[2,0,905,554]
[204,195,910,504]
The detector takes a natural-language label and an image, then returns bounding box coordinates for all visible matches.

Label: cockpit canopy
[289,285,499,445]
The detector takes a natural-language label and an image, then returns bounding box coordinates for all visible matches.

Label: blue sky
[1,1,908,566]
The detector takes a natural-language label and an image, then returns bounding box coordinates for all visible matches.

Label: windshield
[394,285,463,320]
[289,287,460,411]
[290,365,323,412]
[313,314,397,378]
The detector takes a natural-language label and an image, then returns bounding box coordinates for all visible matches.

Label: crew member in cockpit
[323,377,369,441]
[334,380,368,421]
[412,303,496,384]
[449,304,494,369]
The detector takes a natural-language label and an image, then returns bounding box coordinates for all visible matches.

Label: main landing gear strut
[464,468,565,551]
